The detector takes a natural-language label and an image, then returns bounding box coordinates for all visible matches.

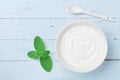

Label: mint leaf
[40,56,53,72]
[39,50,50,59]
[27,36,53,72]
[34,36,45,52]
[27,51,39,59]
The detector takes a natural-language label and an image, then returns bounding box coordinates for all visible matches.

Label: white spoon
[67,3,114,22]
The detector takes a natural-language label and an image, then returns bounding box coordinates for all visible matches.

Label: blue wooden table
[0,0,120,80]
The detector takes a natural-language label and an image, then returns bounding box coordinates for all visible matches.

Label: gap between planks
[0,59,120,62]
[0,17,118,19]
[0,38,119,41]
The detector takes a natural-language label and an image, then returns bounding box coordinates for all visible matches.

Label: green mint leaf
[40,56,53,72]
[34,36,45,52]
[27,51,39,59]
[27,36,53,72]
[39,50,50,59]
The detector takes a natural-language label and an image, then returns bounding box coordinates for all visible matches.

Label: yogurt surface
[56,21,108,73]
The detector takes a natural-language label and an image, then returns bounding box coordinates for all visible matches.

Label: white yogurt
[56,21,108,73]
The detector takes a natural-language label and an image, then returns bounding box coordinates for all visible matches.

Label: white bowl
[55,21,108,73]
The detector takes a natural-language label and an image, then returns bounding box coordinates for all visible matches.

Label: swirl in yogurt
[60,25,103,68]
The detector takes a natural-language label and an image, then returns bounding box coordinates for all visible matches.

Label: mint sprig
[27,36,53,72]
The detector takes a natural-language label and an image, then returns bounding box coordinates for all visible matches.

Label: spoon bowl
[67,3,85,14]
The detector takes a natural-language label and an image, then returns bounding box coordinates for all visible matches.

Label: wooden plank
[0,61,120,80]
[0,19,119,39]
[0,0,119,18]
[0,39,120,60]
[0,19,55,39]
[0,0,66,18]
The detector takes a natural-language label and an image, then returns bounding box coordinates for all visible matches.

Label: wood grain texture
[0,0,120,79]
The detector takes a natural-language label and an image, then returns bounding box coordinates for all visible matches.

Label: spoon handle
[85,11,115,22]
